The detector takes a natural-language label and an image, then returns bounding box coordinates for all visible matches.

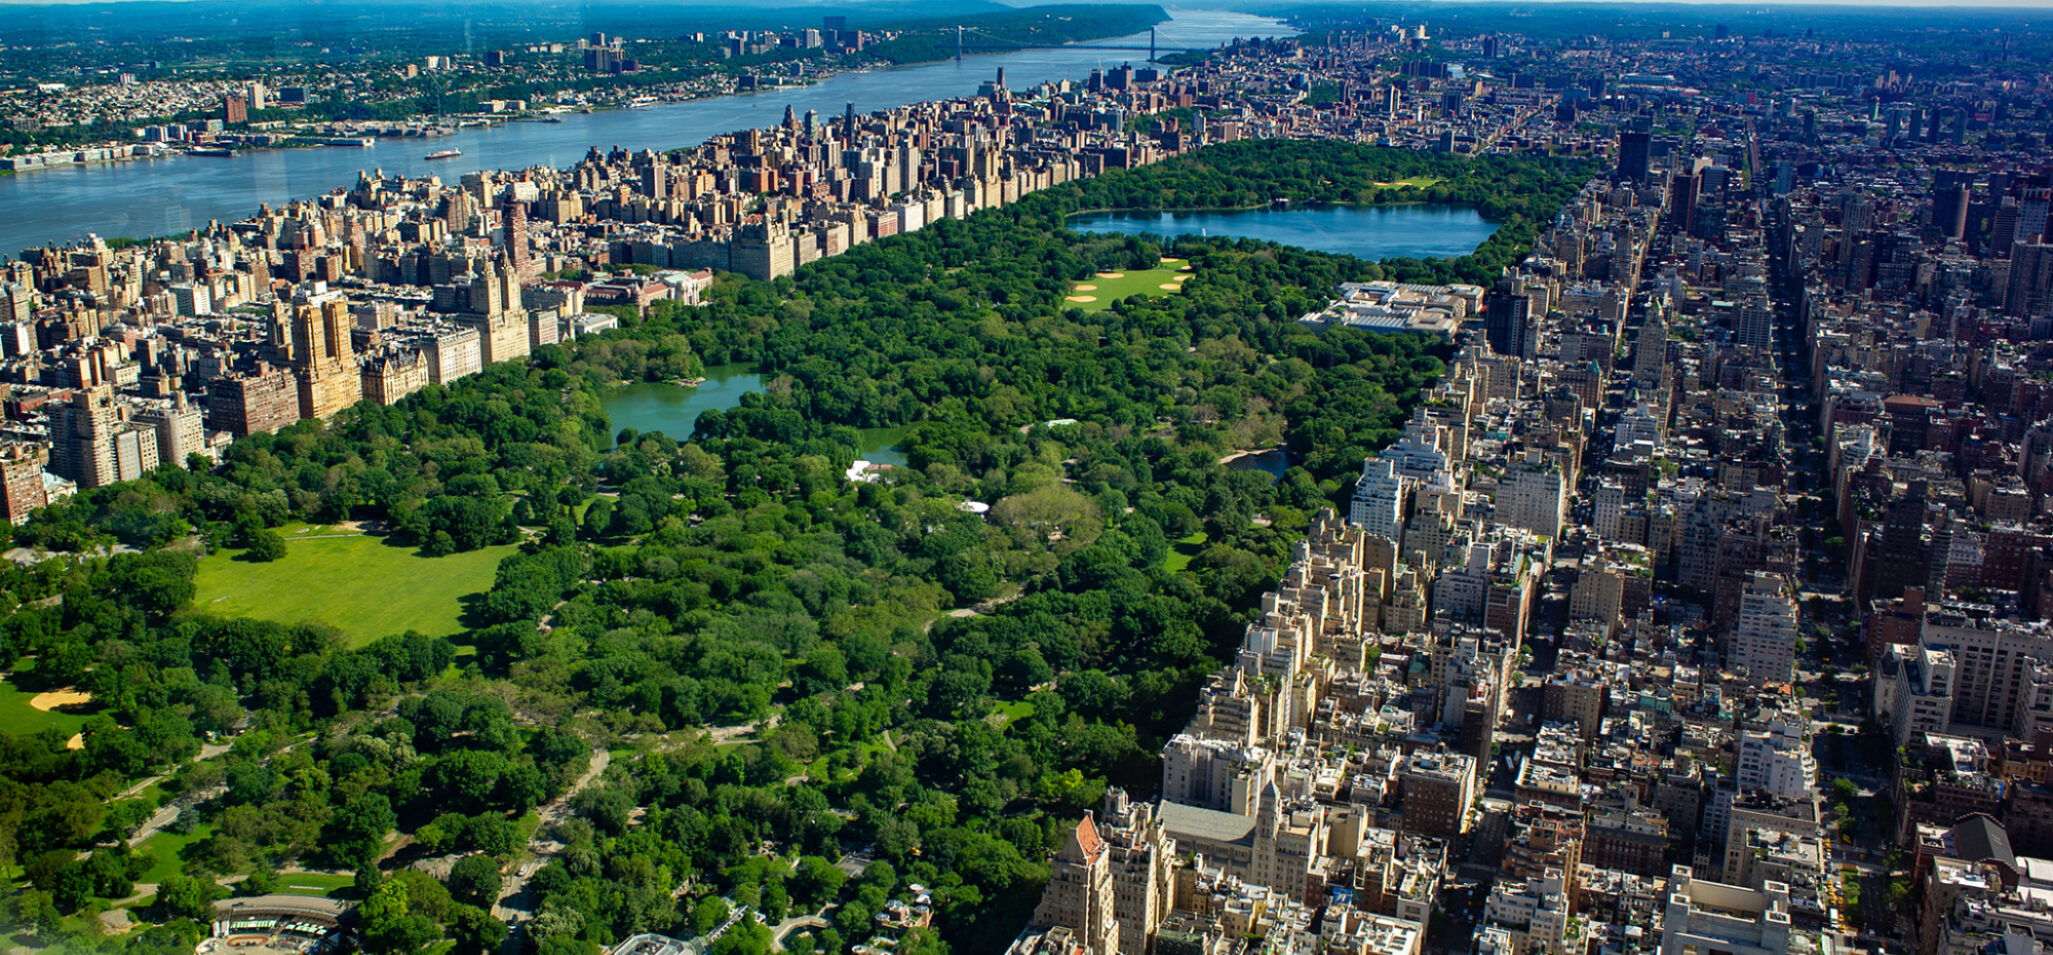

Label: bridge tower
[1150,26,1157,62]
[957,25,964,61]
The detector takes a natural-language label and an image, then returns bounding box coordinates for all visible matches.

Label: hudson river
[0,9,1284,255]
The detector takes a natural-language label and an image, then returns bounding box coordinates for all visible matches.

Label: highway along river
[0,9,1284,254]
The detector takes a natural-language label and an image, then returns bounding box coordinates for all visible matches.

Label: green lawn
[993,700,1035,724]
[1164,532,1209,573]
[194,525,517,647]
[1065,260,1194,312]
[276,873,354,898]
[136,823,215,884]
[0,658,93,738]
[1375,176,1445,188]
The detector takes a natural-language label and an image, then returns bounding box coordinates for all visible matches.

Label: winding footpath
[494,747,611,951]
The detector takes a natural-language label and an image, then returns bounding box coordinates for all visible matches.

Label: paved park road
[495,747,611,951]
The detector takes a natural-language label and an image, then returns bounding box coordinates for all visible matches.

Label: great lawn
[193,524,516,646]
[1064,258,1195,312]
[1374,176,1446,188]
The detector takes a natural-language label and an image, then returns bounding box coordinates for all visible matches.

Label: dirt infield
[30,688,91,710]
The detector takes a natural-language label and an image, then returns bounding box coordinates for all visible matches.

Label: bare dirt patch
[30,688,92,710]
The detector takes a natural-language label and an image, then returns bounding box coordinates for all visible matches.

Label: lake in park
[601,364,909,466]
[1067,204,1500,260]
[1225,448,1295,480]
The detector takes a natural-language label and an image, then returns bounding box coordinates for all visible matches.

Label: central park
[0,139,1592,954]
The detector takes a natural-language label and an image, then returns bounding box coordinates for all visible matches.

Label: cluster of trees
[16,360,615,555]
[0,140,1582,954]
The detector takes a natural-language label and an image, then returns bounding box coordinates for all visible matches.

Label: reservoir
[600,365,909,466]
[0,9,1284,255]
[1067,204,1500,260]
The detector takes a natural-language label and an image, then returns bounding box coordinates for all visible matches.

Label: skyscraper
[1617,131,1650,183]
[292,292,362,420]
[459,259,530,365]
[1736,297,1774,350]
[504,196,531,277]
[2020,184,2053,246]
[2007,238,2053,319]
[1933,181,1971,241]
[1485,286,1535,360]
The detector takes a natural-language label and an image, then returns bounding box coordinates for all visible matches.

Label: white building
[1350,457,1410,543]
[1731,572,1798,684]
[1657,868,1805,955]
[1159,734,1271,814]
[1498,450,1568,538]
[1383,410,1452,480]
[1736,718,1816,800]
[1873,642,1956,747]
[1483,870,1583,955]
[426,325,483,385]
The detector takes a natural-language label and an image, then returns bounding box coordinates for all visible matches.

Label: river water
[0,9,1286,255]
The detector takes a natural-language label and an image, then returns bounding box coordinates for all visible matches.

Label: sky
[3,0,2052,12]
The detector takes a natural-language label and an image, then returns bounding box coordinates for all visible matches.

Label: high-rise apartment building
[2007,238,2053,318]
[0,444,48,524]
[1499,450,1567,538]
[1399,751,1475,837]
[1350,457,1410,544]
[48,384,117,488]
[292,293,362,420]
[1617,131,1651,182]
[207,363,299,438]
[1920,605,2053,735]
[1027,813,1121,955]
[1736,717,1816,800]
[131,394,205,467]
[1731,572,1799,684]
